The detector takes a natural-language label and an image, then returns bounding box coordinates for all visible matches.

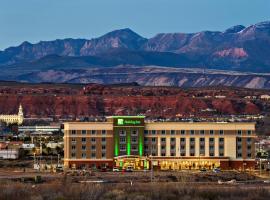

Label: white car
[113,167,120,172]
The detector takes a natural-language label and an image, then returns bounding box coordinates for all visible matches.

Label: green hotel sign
[117,118,142,126]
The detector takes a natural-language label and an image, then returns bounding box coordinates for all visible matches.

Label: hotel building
[64,116,256,170]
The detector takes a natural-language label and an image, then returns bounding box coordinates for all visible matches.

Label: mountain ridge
[1,21,270,88]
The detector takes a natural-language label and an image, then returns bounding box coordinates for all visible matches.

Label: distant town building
[260,94,270,100]
[0,104,24,125]
[22,143,35,150]
[215,95,226,99]
[0,149,19,159]
[18,125,60,133]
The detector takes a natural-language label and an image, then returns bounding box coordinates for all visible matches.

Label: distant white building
[46,142,63,149]
[0,149,19,159]
[22,143,35,149]
[215,95,226,99]
[260,95,270,100]
[0,104,24,125]
[18,125,60,133]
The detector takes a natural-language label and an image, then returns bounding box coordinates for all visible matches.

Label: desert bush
[0,180,269,200]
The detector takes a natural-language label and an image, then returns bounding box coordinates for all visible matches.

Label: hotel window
[91,138,96,143]
[131,130,138,136]
[102,130,106,135]
[71,145,76,150]
[131,145,138,151]
[170,130,175,135]
[190,153,195,156]
[82,153,86,158]
[102,145,106,150]
[144,130,148,135]
[200,138,205,142]
[161,153,166,157]
[91,145,96,150]
[247,153,252,158]
[209,153,214,157]
[247,138,252,144]
[161,130,166,135]
[131,137,137,143]
[151,138,156,143]
[237,137,242,143]
[120,137,126,143]
[210,130,214,135]
[82,137,86,143]
[71,130,76,135]
[119,130,126,136]
[101,137,106,143]
[181,130,185,135]
[91,130,96,135]
[120,144,126,151]
[219,138,224,143]
[237,153,242,158]
[219,153,224,157]
[180,145,185,150]
[219,130,224,135]
[161,138,166,143]
[247,145,252,150]
[170,153,175,156]
[190,130,195,135]
[200,130,205,135]
[247,130,252,135]
[91,153,96,158]
[151,130,156,135]
[144,138,148,142]
[71,138,76,143]
[170,145,175,150]
[102,153,106,158]
[71,153,76,158]
[209,145,214,151]
[144,145,149,150]
[82,130,87,135]
[81,145,86,151]
[237,130,242,136]
[209,138,214,143]
[190,138,195,143]
[180,152,186,156]
[170,138,175,142]
[161,145,166,150]
[180,138,185,142]
[152,152,156,156]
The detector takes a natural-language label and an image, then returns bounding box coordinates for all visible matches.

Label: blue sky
[0,0,269,50]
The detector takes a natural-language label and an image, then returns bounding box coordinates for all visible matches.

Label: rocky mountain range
[1,21,270,88]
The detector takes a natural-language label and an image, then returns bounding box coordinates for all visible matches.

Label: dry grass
[0,179,269,200]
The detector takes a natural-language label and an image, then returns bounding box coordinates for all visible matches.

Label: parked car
[213,168,221,173]
[113,167,120,172]
[125,166,133,172]
[200,168,207,172]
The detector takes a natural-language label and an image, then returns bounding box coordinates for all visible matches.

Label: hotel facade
[64,116,256,170]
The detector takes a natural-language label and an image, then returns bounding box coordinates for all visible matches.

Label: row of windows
[144,130,252,135]
[71,152,106,159]
[145,137,225,143]
[71,145,106,151]
[71,137,106,143]
[119,144,138,151]
[119,130,138,136]
[119,136,138,143]
[71,130,107,135]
